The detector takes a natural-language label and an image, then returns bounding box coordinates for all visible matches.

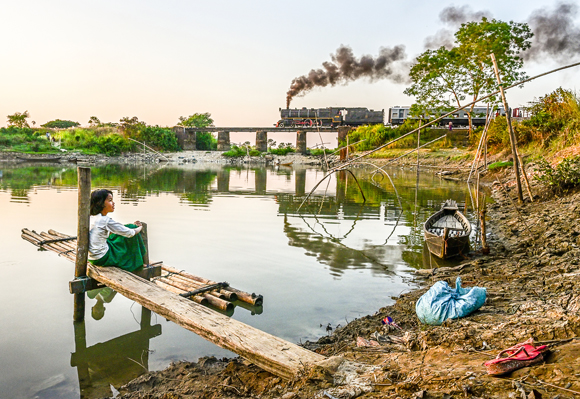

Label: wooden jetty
[20,166,327,380]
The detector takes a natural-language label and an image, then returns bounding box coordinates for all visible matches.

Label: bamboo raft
[21,228,263,314]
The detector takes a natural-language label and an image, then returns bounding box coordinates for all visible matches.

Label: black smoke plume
[424,5,492,49]
[524,1,580,62]
[286,45,407,108]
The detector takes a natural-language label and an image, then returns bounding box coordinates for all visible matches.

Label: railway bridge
[172,126,353,154]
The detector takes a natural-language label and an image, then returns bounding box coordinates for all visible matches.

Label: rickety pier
[21,227,324,379]
[20,166,329,380]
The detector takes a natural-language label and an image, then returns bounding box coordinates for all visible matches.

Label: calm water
[0,161,486,398]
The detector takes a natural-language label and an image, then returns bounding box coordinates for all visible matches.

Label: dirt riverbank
[113,154,580,399]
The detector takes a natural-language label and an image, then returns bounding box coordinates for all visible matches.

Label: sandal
[484,338,548,376]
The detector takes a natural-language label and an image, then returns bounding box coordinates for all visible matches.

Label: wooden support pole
[141,222,149,265]
[74,167,91,321]
[517,153,534,202]
[480,195,489,254]
[491,54,524,203]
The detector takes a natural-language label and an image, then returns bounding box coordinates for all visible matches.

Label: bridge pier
[173,127,197,151]
[217,131,230,151]
[296,131,307,155]
[256,131,267,152]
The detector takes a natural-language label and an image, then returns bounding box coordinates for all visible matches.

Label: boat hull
[423,201,471,259]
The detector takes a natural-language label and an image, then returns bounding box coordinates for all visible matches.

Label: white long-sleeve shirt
[88,214,137,260]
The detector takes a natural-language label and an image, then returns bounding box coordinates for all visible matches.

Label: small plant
[222,145,247,157]
[534,156,580,193]
[487,160,513,171]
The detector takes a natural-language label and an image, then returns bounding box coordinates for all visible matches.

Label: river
[0,161,484,398]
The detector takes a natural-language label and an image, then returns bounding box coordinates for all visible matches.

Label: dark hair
[90,189,113,215]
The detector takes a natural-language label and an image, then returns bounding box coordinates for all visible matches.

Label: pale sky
[1,0,579,130]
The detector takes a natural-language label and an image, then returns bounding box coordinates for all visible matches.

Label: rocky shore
[110,155,580,399]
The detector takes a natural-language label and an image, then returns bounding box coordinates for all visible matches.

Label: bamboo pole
[490,54,523,203]
[170,274,236,301]
[517,153,534,202]
[157,277,233,311]
[162,265,262,305]
[480,194,489,254]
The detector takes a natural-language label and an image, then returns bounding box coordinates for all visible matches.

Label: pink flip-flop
[484,338,548,376]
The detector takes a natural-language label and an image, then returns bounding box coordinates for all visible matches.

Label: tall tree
[177,112,214,128]
[7,111,30,128]
[178,113,216,150]
[405,17,533,134]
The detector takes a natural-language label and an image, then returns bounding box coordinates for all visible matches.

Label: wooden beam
[69,264,162,294]
[86,264,325,380]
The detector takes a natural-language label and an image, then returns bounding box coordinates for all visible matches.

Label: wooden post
[517,153,534,202]
[491,53,524,203]
[74,167,91,321]
[480,195,489,254]
[141,222,149,266]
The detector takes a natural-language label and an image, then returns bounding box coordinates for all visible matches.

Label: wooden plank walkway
[21,228,326,380]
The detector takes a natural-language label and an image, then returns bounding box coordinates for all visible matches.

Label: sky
[1,0,580,132]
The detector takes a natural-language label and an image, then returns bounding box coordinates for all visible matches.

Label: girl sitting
[88,189,146,272]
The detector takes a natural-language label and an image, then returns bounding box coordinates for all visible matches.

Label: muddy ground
[111,153,578,398]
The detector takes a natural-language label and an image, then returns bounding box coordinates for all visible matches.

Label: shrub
[269,147,295,155]
[196,132,217,151]
[487,160,513,170]
[41,119,80,129]
[534,156,580,193]
[222,145,246,157]
[136,126,180,151]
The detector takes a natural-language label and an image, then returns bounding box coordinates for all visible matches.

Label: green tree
[41,119,80,129]
[405,17,532,134]
[177,112,214,128]
[119,116,146,137]
[7,111,30,128]
[177,112,216,150]
[88,116,101,126]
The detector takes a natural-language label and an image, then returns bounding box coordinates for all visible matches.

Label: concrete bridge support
[217,131,231,151]
[295,169,306,196]
[256,131,268,152]
[173,127,197,151]
[296,131,307,155]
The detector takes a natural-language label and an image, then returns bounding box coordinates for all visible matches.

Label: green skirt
[89,224,146,272]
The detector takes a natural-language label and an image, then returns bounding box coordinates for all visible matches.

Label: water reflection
[2,163,489,274]
[70,307,160,399]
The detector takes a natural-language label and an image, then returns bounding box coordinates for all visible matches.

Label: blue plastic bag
[415,277,486,325]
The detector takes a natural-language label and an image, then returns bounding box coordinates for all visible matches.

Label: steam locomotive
[275,107,384,128]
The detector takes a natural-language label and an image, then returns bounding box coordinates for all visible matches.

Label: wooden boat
[424,199,471,259]
[16,156,62,162]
